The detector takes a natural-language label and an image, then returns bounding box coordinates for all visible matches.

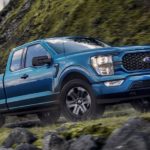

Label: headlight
[91,55,114,75]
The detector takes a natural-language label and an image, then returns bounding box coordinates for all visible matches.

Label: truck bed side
[0,74,7,111]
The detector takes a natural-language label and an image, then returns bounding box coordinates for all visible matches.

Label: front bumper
[92,74,150,104]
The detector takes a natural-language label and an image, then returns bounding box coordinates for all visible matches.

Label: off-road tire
[60,79,105,121]
[131,98,150,113]
[0,114,5,127]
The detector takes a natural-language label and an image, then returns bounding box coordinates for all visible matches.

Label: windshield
[47,37,110,54]
[64,37,110,53]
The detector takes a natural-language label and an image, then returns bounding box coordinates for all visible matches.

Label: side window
[10,49,23,72]
[25,44,50,67]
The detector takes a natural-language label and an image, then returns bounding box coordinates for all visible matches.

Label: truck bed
[0,74,7,111]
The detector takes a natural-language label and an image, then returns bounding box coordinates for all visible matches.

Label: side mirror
[32,56,51,66]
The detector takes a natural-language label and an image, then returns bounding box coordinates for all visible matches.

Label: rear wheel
[131,98,150,113]
[0,114,5,127]
[60,79,105,121]
[38,108,60,125]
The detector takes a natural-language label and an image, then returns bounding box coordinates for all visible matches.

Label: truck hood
[65,45,150,57]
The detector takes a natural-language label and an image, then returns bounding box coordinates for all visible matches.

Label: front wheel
[60,79,105,121]
[131,98,150,113]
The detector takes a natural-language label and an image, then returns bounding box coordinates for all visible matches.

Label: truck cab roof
[12,36,109,53]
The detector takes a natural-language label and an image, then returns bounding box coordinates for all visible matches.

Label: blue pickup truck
[0,36,150,126]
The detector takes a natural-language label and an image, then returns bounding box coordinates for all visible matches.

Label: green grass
[0,0,150,72]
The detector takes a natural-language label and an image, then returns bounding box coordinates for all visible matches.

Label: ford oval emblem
[143,57,150,63]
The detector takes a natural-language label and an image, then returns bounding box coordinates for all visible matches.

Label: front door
[5,43,56,109]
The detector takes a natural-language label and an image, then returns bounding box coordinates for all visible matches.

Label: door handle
[21,74,29,79]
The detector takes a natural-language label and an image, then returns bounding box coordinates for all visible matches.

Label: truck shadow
[5,120,44,128]
[4,104,137,128]
[4,118,66,128]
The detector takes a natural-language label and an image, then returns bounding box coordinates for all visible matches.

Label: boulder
[2,128,37,148]
[103,118,150,150]
[69,135,97,150]
[43,132,66,150]
[15,144,40,150]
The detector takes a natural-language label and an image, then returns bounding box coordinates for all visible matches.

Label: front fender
[54,65,94,92]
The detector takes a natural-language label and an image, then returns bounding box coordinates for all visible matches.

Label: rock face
[0,0,150,73]
[2,128,37,148]
[0,0,33,45]
[103,118,150,150]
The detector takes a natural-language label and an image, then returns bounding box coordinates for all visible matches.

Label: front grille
[123,52,150,71]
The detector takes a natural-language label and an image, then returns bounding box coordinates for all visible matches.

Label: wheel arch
[61,72,90,89]
[55,67,93,92]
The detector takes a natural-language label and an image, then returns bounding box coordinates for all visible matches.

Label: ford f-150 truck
[0,36,150,126]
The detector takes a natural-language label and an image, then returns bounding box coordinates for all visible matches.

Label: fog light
[104,80,124,87]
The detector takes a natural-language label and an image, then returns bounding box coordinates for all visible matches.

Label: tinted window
[25,44,50,67]
[11,49,23,71]
[47,39,64,54]
[64,37,109,53]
